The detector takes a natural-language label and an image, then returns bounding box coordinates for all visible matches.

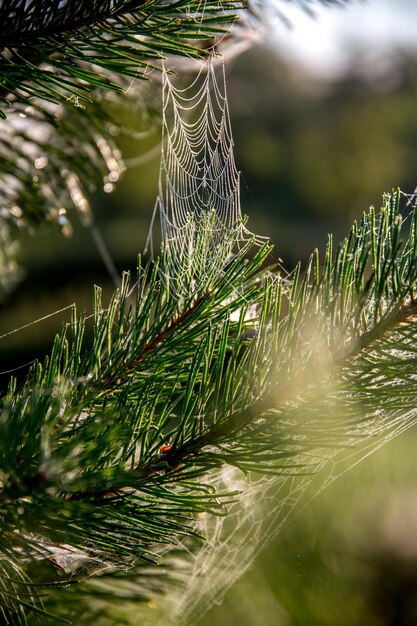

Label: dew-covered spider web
[145,57,263,296]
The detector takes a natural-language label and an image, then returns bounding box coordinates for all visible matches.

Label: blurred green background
[3,1,417,624]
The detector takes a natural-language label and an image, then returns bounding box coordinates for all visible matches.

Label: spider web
[167,411,407,621]
[150,377,417,626]
[132,382,416,626]
[145,57,262,297]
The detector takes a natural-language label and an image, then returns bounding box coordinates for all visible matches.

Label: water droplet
[108,170,119,183]
[34,156,48,170]
[10,205,22,218]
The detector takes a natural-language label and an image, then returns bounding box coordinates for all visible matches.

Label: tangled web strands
[162,389,416,625]
[147,58,257,291]
[159,384,417,626]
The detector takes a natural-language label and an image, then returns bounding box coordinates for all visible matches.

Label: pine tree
[1,1,415,625]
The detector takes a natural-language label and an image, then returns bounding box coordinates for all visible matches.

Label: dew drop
[108,170,119,183]
[34,156,48,170]
[109,125,120,136]
[10,205,22,218]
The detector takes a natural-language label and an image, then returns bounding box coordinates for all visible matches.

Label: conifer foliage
[1,1,416,625]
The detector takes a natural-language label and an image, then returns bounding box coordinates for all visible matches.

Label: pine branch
[1,2,392,623]
[0,1,150,44]
[0,0,351,237]
[0,0,241,113]
[0,94,129,232]
[2,191,417,623]
[0,0,241,236]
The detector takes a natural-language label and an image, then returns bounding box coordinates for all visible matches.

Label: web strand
[145,57,265,300]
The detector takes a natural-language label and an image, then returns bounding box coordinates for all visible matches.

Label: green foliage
[0,0,354,237]
[1,1,416,625]
[1,190,417,623]
[0,220,274,621]
[0,0,240,234]
[0,0,240,112]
